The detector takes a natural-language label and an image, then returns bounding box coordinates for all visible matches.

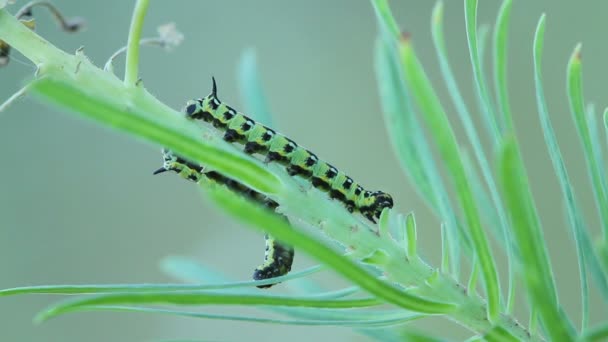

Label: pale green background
[1,0,607,341]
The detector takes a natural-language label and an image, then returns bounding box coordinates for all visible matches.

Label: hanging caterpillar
[183,78,394,224]
[153,149,294,288]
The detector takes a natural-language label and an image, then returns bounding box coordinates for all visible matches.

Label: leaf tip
[572,43,583,62]
[400,31,412,43]
[432,1,444,24]
[33,310,53,324]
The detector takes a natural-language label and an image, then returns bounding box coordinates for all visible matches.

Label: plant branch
[124,0,149,86]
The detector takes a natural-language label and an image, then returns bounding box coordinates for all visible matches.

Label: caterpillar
[183,78,394,224]
[153,149,294,288]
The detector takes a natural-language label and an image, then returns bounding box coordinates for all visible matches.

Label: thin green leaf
[36,292,382,322]
[237,48,274,126]
[483,326,519,342]
[397,35,500,321]
[160,256,406,341]
[588,105,608,222]
[583,323,608,342]
[440,223,450,273]
[51,305,424,328]
[370,0,399,37]
[493,0,514,133]
[497,137,574,340]
[405,212,417,258]
[374,2,468,272]
[533,15,597,331]
[604,108,608,155]
[464,0,501,142]
[374,38,462,254]
[397,331,446,342]
[160,256,323,288]
[431,2,512,288]
[467,259,478,296]
[0,271,334,297]
[567,43,608,243]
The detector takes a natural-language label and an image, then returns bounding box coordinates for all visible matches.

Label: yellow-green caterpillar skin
[154,149,294,289]
[184,78,394,223]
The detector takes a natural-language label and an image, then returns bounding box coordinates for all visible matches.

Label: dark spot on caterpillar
[343,177,353,190]
[266,151,288,164]
[224,129,241,142]
[262,132,273,141]
[325,166,338,179]
[355,186,362,196]
[266,151,280,162]
[185,104,197,116]
[286,165,300,176]
[287,164,311,177]
[312,177,330,190]
[264,199,280,210]
[346,201,355,212]
[245,141,262,154]
[330,189,346,201]
[223,111,234,121]
[197,111,213,122]
[283,143,295,154]
[305,153,318,167]
[242,121,252,131]
[212,118,227,129]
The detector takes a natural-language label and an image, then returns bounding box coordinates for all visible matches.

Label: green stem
[124,0,150,86]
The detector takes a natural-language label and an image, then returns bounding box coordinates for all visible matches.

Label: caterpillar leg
[253,233,295,289]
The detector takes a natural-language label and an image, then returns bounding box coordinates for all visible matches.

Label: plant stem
[124,0,150,86]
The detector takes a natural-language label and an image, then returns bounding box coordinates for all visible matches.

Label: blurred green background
[1,0,607,341]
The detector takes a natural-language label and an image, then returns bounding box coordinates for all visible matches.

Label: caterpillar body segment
[253,233,295,288]
[184,78,394,223]
[154,149,294,288]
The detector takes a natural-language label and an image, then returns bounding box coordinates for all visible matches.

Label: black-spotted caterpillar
[153,149,294,288]
[184,78,394,224]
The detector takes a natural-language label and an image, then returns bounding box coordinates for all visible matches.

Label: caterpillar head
[184,99,204,120]
[370,191,394,219]
[153,149,179,175]
[153,149,205,182]
[183,77,220,122]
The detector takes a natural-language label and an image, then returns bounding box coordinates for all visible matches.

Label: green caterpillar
[183,78,394,223]
[153,149,294,288]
